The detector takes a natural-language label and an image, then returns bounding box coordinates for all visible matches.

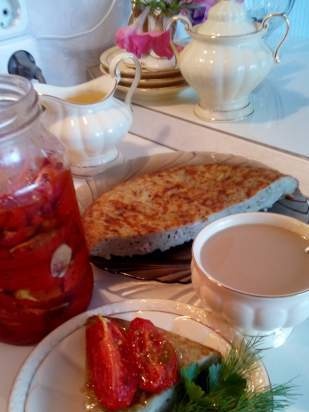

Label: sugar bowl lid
[196,0,257,37]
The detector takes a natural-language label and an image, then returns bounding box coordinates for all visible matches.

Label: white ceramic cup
[191,212,309,347]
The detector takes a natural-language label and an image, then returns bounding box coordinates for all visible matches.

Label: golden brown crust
[83,163,282,251]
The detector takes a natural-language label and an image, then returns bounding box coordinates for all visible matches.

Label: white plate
[119,77,187,88]
[100,47,181,79]
[100,64,185,88]
[115,82,188,103]
[9,299,269,412]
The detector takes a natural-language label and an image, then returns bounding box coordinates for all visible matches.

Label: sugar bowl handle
[166,15,192,62]
[109,52,141,107]
[262,13,290,64]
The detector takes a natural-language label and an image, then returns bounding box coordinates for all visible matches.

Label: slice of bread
[83,163,298,258]
[85,319,220,412]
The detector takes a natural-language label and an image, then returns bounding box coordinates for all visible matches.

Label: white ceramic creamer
[34,53,141,176]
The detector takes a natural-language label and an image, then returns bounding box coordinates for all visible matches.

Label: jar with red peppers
[0,75,93,345]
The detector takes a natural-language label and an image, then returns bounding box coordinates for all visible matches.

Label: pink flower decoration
[116,0,233,58]
[115,6,174,59]
[150,31,174,59]
[116,27,153,58]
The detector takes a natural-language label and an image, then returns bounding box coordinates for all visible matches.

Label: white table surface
[131,40,309,160]
[129,41,309,197]
[1,133,309,412]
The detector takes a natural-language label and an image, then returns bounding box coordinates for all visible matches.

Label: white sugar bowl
[168,0,290,121]
[191,213,309,347]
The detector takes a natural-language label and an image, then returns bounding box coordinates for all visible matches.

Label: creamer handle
[109,52,141,108]
[262,13,290,64]
[166,15,192,63]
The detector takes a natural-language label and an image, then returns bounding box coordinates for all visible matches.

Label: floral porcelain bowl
[191,212,309,347]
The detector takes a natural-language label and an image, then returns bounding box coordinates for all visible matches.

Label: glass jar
[0,75,93,345]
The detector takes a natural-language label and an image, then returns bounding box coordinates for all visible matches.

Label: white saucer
[9,299,269,412]
[115,82,188,102]
[100,64,185,88]
[100,47,180,79]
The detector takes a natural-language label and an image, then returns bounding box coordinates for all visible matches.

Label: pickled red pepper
[0,156,93,345]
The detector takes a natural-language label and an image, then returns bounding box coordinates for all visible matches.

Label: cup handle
[166,15,192,62]
[262,13,290,64]
[109,52,141,107]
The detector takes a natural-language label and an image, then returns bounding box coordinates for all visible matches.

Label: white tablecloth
[1,133,308,411]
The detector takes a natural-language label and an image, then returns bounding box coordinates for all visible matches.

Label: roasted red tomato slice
[86,316,137,411]
[127,317,179,393]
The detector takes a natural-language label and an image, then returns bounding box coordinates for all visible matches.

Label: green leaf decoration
[171,338,297,412]
[181,363,200,381]
[208,363,221,390]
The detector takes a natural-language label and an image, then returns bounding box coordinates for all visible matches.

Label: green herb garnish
[172,339,296,411]
[133,0,207,17]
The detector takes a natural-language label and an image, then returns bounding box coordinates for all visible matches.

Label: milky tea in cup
[201,223,309,297]
[191,213,309,347]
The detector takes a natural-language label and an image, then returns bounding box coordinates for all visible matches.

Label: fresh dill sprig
[230,382,297,412]
[221,337,263,380]
[171,338,297,412]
